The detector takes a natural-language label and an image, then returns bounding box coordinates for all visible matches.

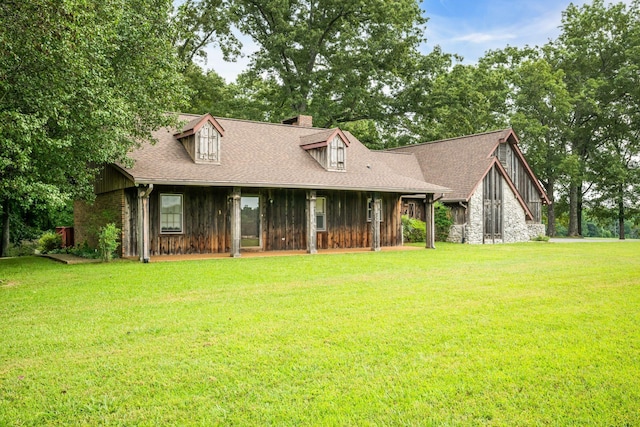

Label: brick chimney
[282,115,313,127]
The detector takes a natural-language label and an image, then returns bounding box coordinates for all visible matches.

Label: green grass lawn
[1,242,640,425]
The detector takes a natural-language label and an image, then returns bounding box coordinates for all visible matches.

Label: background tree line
[1,0,639,255]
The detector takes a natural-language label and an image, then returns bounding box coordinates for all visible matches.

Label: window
[483,167,502,241]
[367,198,384,222]
[160,194,183,233]
[328,136,346,171]
[197,121,219,162]
[316,197,326,231]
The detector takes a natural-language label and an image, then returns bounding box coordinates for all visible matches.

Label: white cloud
[453,32,517,44]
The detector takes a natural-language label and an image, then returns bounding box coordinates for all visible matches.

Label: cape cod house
[388,128,549,244]
[74,114,450,261]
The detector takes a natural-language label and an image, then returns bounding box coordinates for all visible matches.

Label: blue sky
[203,0,628,82]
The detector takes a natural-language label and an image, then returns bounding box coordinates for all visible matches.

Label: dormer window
[329,135,346,171]
[174,113,225,164]
[197,121,220,162]
[300,128,350,172]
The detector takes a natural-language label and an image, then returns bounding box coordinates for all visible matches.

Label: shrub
[6,240,38,257]
[70,242,100,259]
[402,215,426,242]
[531,234,550,242]
[98,223,121,262]
[434,202,453,242]
[402,203,454,243]
[38,232,62,254]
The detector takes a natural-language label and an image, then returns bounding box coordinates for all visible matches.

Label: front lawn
[1,242,639,425]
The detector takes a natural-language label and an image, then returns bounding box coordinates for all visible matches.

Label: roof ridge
[213,115,329,130]
[386,127,511,151]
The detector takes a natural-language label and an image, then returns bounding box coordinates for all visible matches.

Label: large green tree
[0,0,188,256]
[229,0,427,128]
[549,0,640,236]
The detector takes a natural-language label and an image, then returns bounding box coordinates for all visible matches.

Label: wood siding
[317,191,402,249]
[149,186,231,255]
[120,186,404,256]
[95,165,135,194]
[497,142,543,222]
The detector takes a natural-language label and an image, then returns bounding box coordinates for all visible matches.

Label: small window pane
[160,194,183,233]
[316,197,326,231]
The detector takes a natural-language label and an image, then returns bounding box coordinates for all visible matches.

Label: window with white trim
[196,121,220,162]
[316,197,326,231]
[367,198,384,222]
[160,194,183,233]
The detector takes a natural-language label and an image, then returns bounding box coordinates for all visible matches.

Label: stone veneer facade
[447,175,546,244]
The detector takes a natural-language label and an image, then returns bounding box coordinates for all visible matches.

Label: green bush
[6,240,38,257]
[98,223,121,262]
[402,203,454,243]
[434,202,453,242]
[402,215,426,242]
[38,232,62,254]
[531,234,550,242]
[70,242,100,259]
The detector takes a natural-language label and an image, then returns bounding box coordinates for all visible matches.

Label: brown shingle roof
[120,114,450,194]
[387,129,513,201]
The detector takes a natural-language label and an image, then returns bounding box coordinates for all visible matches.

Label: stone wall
[74,189,125,250]
[447,175,547,244]
[502,180,530,243]
[527,223,546,240]
[447,224,465,243]
[466,185,484,244]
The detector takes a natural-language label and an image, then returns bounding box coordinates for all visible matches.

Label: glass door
[241,196,260,248]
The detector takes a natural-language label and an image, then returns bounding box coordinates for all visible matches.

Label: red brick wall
[74,189,125,254]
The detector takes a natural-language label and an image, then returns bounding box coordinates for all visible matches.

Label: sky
[201,0,628,82]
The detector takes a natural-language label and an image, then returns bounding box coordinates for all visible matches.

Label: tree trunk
[568,182,580,236]
[577,192,583,236]
[1,199,9,257]
[545,178,556,237]
[618,185,625,240]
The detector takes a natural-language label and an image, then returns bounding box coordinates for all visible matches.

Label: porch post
[137,184,153,262]
[230,187,242,257]
[425,193,435,249]
[371,193,381,252]
[306,190,317,254]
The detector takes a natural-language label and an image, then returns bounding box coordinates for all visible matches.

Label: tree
[549,0,639,236]
[488,49,572,237]
[405,60,510,143]
[0,0,188,256]
[172,0,239,68]
[229,0,427,129]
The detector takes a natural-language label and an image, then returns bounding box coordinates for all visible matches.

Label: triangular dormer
[300,128,350,172]
[174,113,225,164]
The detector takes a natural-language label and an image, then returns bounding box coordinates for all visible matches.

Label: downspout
[138,184,153,263]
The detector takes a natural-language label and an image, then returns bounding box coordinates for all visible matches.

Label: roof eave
[130,178,451,195]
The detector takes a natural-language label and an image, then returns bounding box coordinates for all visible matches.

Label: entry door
[241,196,261,248]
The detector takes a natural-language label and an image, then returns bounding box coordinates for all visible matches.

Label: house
[74,114,450,261]
[388,128,549,244]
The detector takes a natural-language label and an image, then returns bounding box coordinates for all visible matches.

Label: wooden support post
[137,184,153,262]
[425,193,435,249]
[306,190,317,254]
[371,193,381,252]
[230,187,242,257]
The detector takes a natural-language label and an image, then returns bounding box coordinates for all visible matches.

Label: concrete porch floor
[130,245,425,263]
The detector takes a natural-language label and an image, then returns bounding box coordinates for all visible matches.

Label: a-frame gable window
[496,142,543,222]
[197,121,220,162]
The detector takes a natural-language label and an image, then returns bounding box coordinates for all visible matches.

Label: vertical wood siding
[128,186,403,256]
